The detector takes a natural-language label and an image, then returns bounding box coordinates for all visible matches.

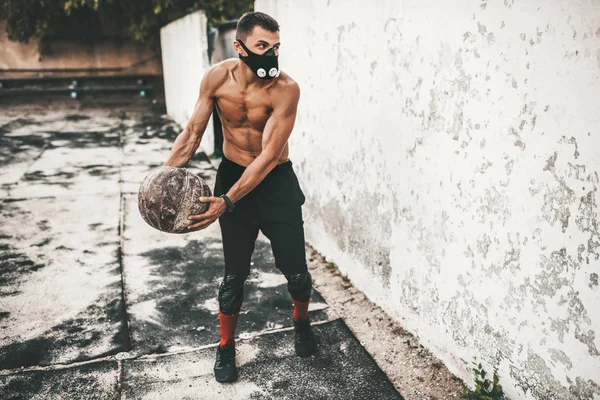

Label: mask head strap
[236,39,253,55]
[237,38,276,57]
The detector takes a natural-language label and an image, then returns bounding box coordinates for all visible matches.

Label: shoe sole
[214,373,238,383]
[214,368,238,383]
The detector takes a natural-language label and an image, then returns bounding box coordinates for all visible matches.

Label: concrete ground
[0,107,463,400]
[0,107,465,399]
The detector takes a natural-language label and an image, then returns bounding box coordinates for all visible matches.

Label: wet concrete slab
[0,117,51,187]
[7,155,121,199]
[121,319,404,400]
[0,112,123,199]
[0,194,129,369]
[0,360,118,400]
[122,193,331,355]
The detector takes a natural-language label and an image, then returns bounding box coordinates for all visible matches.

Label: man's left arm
[187,81,300,230]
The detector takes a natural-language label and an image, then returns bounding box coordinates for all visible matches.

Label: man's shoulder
[211,58,238,72]
[203,60,236,88]
[276,71,299,89]
[274,71,300,97]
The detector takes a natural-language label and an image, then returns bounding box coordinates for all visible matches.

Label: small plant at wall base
[325,262,338,271]
[461,356,505,400]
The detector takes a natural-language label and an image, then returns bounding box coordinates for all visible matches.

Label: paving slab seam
[117,124,134,355]
[0,353,116,376]
[0,317,340,378]
[134,317,340,361]
[117,192,134,352]
[116,359,124,400]
[118,123,125,184]
[1,193,119,203]
[2,196,60,203]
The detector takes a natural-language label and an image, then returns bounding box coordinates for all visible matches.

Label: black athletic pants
[214,156,308,277]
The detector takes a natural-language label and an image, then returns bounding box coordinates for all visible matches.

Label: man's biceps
[273,99,298,116]
[269,109,296,128]
[196,90,214,106]
[193,98,214,117]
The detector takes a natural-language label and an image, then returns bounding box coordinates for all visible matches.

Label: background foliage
[0,0,253,50]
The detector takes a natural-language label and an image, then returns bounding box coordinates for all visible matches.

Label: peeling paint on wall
[256,0,600,399]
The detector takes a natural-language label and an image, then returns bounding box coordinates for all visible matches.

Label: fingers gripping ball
[138,166,212,233]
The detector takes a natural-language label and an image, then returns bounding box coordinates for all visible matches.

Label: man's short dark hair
[236,12,279,41]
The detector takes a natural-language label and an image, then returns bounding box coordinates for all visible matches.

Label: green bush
[0,0,253,49]
[461,356,505,400]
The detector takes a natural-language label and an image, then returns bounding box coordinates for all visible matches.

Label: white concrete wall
[160,11,214,156]
[256,1,600,398]
[210,27,238,64]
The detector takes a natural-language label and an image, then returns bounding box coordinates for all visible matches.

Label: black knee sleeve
[285,271,312,303]
[218,274,247,315]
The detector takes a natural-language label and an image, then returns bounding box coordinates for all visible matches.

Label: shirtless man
[163,12,316,383]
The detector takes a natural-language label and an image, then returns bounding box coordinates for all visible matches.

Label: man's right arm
[163,67,224,167]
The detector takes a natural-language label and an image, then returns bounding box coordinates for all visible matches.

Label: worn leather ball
[138,166,212,233]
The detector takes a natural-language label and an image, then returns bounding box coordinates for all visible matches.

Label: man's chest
[215,84,273,128]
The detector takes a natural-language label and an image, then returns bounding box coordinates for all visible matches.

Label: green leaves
[461,356,505,400]
[0,0,253,49]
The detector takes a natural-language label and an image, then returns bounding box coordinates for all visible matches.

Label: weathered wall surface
[0,22,161,77]
[160,11,214,155]
[256,0,600,398]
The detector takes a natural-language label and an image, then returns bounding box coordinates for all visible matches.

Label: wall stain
[559,136,580,159]
[316,190,392,287]
[510,349,600,399]
[589,273,598,289]
[542,153,576,233]
[548,348,572,370]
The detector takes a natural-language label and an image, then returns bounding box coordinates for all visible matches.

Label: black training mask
[237,39,280,80]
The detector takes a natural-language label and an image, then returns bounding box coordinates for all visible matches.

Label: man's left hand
[187,196,227,231]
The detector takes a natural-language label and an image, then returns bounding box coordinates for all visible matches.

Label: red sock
[219,310,239,347]
[292,298,310,321]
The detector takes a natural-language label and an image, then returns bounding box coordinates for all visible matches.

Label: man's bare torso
[165,19,301,231]
[211,59,294,167]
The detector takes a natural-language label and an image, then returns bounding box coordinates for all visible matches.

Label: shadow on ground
[0,360,118,400]
[125,234,329,354]
[122,319,404,400]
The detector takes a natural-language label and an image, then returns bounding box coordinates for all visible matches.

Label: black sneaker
[214,343,238,383]
[293,319,316,357]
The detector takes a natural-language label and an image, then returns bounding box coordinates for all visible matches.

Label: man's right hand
[187,196,227,231]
